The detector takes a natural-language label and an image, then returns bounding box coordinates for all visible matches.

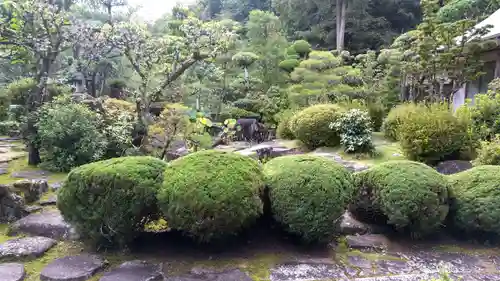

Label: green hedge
[276,109,297,139]
[264,155,354,243]
[158,150,264,242]
[448,166,500,235]
[351,160,449,236]
[382,103,424,141]
[290,104,344,149]
[57,156,167,248]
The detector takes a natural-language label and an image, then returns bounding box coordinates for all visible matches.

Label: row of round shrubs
[57,152,500,249]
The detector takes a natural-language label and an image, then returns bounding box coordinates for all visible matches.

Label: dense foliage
[37,97,108,172]
[351,160,449,236]
[448,165,500,235]
[58,156,168,248]
[158,150,264,242]
[275,109,297,139]
[291,104,344,149]
[264,155,354,243]
[382,103,424,141]
[398,104,470,164]
[331,108,373,153]
[473,137,500,166]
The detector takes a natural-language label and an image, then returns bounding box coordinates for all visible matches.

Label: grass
[0,156,67,185]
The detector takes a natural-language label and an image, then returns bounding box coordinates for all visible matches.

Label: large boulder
[0,184,26,223]
[12,179,49,203]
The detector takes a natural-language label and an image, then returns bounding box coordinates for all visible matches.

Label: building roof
[475,8,500,40]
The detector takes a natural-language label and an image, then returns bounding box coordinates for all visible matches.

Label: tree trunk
[28,143,41,165]
[336,0,342,51]
[338,0,347,51]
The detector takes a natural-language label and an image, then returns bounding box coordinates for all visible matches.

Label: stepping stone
[40,195,57,206]
[435,160,472,175]
[11,170,50,180]
[0,236,57,258]
[352,274,438,281]
[100,260,162,281]
[165,269,252,281]
[9,210,78,240]
[270,263,347,281]
[346,234,390,250]
[24,205,42,214]
[0,263,26,281]
[40,254,105,281]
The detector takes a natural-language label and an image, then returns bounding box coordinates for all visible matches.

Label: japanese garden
[1,0,500,280]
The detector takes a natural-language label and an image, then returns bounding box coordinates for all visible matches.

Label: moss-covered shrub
[382,103,424,141]
[158,150,264,242]
[264,155,354,243]
[351,160,449,236]
[473,137,500,166]
[276,109,297,139]
[448,166,500,235]
[57,156,167,248]
[291,104,344,149]
[398,104,469,165]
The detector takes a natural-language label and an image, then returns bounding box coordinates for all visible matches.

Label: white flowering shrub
[330,109,373,153]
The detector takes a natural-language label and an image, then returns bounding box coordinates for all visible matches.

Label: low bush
[291,104,344,149]
[0,121,20,136]
[330,108,373,153]
[398,104,469,165]
[57,156,167,248]
[219,107,260,121]
[382,103,424,141]
[158,150,264,242]
[38,97,108,172]
[473,137,500,166]
[448,166,500,235]
[276,109,297,139]
[351,160,449,236]
[457,93,500,141]
[264,155,354,243]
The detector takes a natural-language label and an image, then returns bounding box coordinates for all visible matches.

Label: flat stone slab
[40,194,57,206]
[346,234,390,250]
[100,260,162,281]
[270,263,347,281]
[11,170,50,179]
[9,210,78,240]
[50,182,63,192]
[0,236,57,258]
[0,263,26,281]
[165,269,252,281]
[40,254,105,281]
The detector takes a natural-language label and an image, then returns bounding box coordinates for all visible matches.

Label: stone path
[40,254,105,281]
[0,263,26,281]
[0,236,56,258]
[9,210,78,240]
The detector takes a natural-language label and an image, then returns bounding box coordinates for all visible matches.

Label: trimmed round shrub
[57,156,167,248]
[351,160,449,236]
[158,150,264,242]
[382,103,424,141]
[398,104,469,165]
[276,109,297,139]
[448,166,500,235]
[264,155,354,243]
[291,104,344,149]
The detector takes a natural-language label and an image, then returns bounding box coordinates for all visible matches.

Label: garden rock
[40,254,105,281]
[345,234,390,250]
[339,211,389,235]
[100,260,163,281]
[12,179,49,203]
[0,185,25,223]
[0,263,26,281]
[435,160,472,175]
[0,236,57,258]
[40,194,57,206]
[23,205,42,214]
[311,151,369,172]
[236,142,298,159]
[50,182,62,192]
[9,210,78,240]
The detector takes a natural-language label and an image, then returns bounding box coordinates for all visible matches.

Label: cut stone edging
[0,263,26,281]
[0,236,57,259]
[99,260,163,281]
[8,210,79,240]
[40,254,105,281]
